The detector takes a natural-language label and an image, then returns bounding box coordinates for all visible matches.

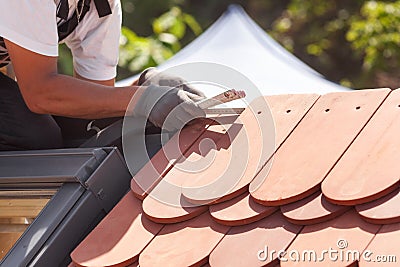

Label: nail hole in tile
[356,106,361,110]
[325,109,330,112]
[286,109,291,113]
[257,111,262,114]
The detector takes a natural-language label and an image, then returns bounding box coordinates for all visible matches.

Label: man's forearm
[30,73,137,119]
[74,70,115,87]
[4,39,140,119]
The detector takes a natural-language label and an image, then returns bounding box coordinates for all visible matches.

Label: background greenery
[59,0,400,89]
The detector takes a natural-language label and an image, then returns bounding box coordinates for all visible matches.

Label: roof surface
[117,5,350,97]
[70,89,399,266]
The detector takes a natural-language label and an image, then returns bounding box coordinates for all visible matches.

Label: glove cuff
[138,67,157,86]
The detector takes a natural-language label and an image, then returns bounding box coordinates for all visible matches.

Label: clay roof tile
[71,89,400,266]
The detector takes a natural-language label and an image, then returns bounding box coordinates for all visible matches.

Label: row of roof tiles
[70,88,399,266]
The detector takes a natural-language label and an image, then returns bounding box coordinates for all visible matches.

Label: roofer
[0,0,205,151]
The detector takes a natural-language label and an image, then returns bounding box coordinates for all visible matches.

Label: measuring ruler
[205,108,245,114]
[198,89,246,114]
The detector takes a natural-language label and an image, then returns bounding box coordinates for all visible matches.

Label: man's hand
[136,68,207,130]
[134,84,205,131]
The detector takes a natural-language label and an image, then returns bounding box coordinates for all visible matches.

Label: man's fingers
[163,102,206,131]
[182,84,206,98]
[184,91,206,102]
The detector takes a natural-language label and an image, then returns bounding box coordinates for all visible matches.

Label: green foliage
[118,6,202,73]
[347,1,400,72]
[271,0,400,87]
[270,0,365,87]
[57,0,400,88]
[272,0,339,53]
[57,44,73,76]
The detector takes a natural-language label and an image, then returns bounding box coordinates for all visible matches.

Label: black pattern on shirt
[0,37,10,68]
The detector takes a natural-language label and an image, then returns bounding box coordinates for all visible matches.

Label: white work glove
[134,84,205,131]
[138,67,206,98]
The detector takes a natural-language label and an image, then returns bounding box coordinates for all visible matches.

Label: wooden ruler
[198,89,246,114]
[205,108,245,115]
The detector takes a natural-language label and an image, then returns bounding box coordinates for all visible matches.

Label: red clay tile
[359,223,399,266]
[130,120,212,200]
[125,262,139,267]
[141,120,231,224]
[139,212,229,267]
[181,96,276,205]
[249,94,320,200]
[281,191,350,225]
[141,94,319,224]
[71,192,163,267]
[142,194,208,224]
[182,94,319,206]
[356,188,400,224]
[209,192,277,226]
[269,263,281,267]
[71,90,400,267]
[322,90,400,205]
[250,89,390,206]
[264,94,319,145]
[209,211,301,267]
[282,210,380,267]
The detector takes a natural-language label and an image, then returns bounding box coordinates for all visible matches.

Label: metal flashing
[0,147,132,266]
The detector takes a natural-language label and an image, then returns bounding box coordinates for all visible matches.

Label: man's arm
[5,39,138,119]
[74,71,115,87]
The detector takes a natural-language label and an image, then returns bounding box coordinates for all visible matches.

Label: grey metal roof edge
[0,147,103,157]
[84,148,131,212]
[28,190,106,267]
[27,148,132,266]
[0,148,111,186]
[73,148,109,185]
[0,147,132,267]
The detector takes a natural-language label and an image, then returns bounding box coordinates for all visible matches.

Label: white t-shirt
[0,0,122,80]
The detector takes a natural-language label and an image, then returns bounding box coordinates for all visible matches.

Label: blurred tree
[58,0,199,79]
[347,1,400,88]
[271,0,400,88]
[116,0,287,79]
[58,0,400,89]
[270,0,365,88]
[121,0,183,35]
[58,44,73,77]
[118,6,202,76]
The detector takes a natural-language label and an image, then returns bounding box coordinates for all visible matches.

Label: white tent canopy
[118,5,349,104]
